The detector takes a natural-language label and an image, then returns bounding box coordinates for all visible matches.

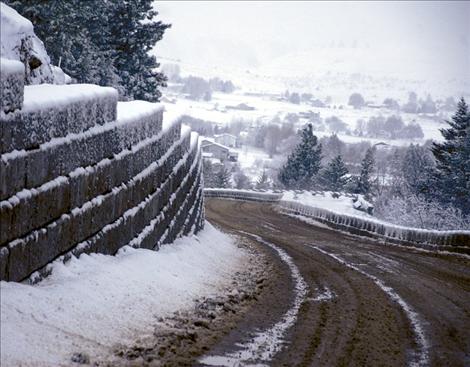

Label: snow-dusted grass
[0,222,247,366]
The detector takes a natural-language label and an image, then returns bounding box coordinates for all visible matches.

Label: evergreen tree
[431,98,470,214]
[320,155,349,191]
[278,124,322,189]
[202,160,215,188]
[256,169,270,190]
[214,167,232,188]
[388,148,405,196]
[108,0,170,101]
[402,144,434,197]
[234,171,251,190]
[356,147,375,197]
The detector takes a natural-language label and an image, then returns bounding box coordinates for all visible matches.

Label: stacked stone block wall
[0,81,204,282]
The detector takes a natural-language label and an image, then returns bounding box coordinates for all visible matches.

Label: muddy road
[198,199,470,367]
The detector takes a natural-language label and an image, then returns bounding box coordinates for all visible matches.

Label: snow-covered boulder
[0,2,64,85]
[353,195,374,215]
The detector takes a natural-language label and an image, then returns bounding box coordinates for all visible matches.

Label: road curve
[199,199,470,367]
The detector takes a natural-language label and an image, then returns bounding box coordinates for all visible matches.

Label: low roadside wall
[203,189,470,254]
[204,188,282,202]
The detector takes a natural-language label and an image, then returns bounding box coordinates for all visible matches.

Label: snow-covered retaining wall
[279,201,470,254]
[0,84,204,281]
[203,189,470,253]
[204,188,283,202]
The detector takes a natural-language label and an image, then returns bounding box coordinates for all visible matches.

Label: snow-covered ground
[0,223,248,366]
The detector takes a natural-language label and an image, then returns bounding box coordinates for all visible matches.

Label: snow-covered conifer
[320,155,349,191]
[431,98,470,214]
[355,147,375,197]
[278,124,322,189]
[214,167,232,188]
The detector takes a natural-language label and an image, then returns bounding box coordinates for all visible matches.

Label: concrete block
[0,246,9,280]
[0,154,27,201]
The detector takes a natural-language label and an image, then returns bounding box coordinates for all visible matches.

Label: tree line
[278,98,470,228]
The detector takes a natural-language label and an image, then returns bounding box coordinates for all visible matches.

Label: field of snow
[0,223,248,366]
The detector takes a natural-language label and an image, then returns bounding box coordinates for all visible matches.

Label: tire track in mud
[309,244,429,367]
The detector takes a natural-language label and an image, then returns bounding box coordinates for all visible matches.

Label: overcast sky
[154,1,470,80]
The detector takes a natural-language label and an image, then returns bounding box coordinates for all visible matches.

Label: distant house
[299,110,321,122]
[226,103,255,111]
[159,96,176,104]
[366,103,386,109]
[201,139,239,162]
[202,152,223,167]
[214,133,238,148]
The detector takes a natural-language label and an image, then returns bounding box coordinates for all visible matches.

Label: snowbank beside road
[0,222,247,366]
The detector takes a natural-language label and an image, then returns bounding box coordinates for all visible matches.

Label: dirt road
[198,199,470,367]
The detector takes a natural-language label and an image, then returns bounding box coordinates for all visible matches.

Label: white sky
[154,1,470,81]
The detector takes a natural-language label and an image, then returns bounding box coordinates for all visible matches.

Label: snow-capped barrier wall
[0,80,204,282]
[279,201,470,254]
[203,189,470,254]
[204,188,283,202]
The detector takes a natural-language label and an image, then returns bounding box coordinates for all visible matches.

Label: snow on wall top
[0,57,24,74]
[190,131,200,147]
[117,100,163,123]
[0,2,64,85]
[181,124,191,138]
[22,84,118,113]
[163,109,184,131]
